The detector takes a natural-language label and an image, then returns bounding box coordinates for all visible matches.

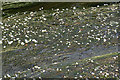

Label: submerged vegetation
[1,2,119,79]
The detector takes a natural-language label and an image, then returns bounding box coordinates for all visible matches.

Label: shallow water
[2,3,119,78]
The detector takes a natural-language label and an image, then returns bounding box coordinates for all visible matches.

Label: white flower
[64,76,67,78]
[24,18,28,21]
[8,41,13,45]
[56,68,59,71]
[39,77,42,79]
[59,68,62,71]
[105,72,109,76]
[113,57,117,60]
[115,69,118,71]
[35,44,37,46]
[57,8,59,11]
[74,77,77,79]
[25,35,29,38]
[91,72,95,75]
[42,14,45,17]
[9,34,14,38]
[66,66,69,68]
[25,39,29,43]
[100,71,102,73]
[79,75,82,78]
[28,17,31,19]
[27,31,30,33]
[1,26,4,29]
[21,42,25,45]
[43,18,47,21]
[3,46,6,48]
[114,29,117,33]
[4,75,7,78]
[6,74,11,77]
[87,32,90,34]
[55,35,58,37]
[42,29,47,32]
[76,62,78,65]
[104,39,107,42]
[39,8,42,10]
[59,19,63,21]
[78,43,80,45]
[24,74,27,77]
[60,41,62,43]
[104,4,108,6]
[34,66,38,68]
[32,39,38,43]
[57,44,59,46]
[29,39,31,42]
[89,40,91,42]
[73,7,76,9]
[52,13,56,16]
[67,69,70,71]
[15,74,18,77]
[83,7,86,9]
[39,35,42,37]
[86,43,89,45]
[16,38,19,40]
[30,12,33,14]
[0,40,2,44]
[42,70,45,73]
[34,66,41,69]
[91,30,93,32]
[91,60,94,62]
[82,26,85,28]
[0,22,3,25]
[96,37,100,41]
[97,5,100,7]
[52,62,59,65]
[13,39,16,41]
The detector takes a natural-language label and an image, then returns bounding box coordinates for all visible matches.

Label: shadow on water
[2,2,115,18]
